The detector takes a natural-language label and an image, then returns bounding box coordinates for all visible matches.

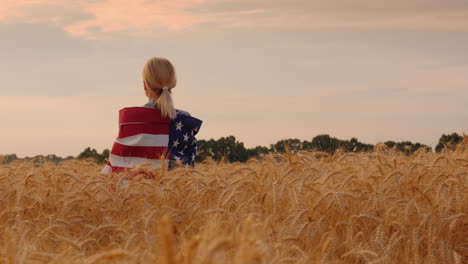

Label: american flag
[168,112,202,168]
[101,107,202,174]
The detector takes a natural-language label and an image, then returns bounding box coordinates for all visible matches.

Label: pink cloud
[0,0,269,34]
[1,0,216,36]
[2,0,466,37]
[64,0,209,36]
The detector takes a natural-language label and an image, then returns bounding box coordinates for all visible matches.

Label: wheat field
[0,143,467,263]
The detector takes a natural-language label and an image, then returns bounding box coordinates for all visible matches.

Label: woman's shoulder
[176,109,191,116]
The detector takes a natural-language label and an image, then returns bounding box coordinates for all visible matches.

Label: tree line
[195,134,433,163]
[1,133,465,165]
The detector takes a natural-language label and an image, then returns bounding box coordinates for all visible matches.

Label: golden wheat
[0,145,467,263]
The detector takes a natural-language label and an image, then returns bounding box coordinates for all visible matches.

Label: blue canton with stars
[168,113,202,168]
[144,101,202,169]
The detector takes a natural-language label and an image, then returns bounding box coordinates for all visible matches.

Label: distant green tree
[384,141,431,154]
[78,147,99,159]
[308,134,342,154]
[246,146,270,159]
[195,139,210,162]
[99,149,110,164]
[436,133,463,152]
[21,154,64,163]
[384,141,396,149]
[270,139,303,153]
[196,136,249,162]
[78,147,109,164]
[1,154,18,164]
[303,135,373,154]
[44,154,63,163]
[341,137,374,152]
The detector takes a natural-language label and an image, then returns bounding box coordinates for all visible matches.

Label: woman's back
[102,107,171,174]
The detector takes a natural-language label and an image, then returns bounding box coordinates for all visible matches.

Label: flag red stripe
[111,142,168,159]
[119,107,171,124]
[118,123,169,139]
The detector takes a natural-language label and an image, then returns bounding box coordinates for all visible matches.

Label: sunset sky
[1,0,467,157]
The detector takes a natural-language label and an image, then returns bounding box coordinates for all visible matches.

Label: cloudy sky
[1,0,467,157]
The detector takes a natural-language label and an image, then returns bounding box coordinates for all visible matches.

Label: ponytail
[156,87,177,119]
[142,57,178,119]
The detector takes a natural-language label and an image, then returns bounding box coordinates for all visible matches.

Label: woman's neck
[147,94,159,101]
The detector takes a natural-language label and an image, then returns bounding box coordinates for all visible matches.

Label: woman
[102,57,202,174]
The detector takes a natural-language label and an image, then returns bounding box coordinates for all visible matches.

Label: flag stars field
[175,122,183,131]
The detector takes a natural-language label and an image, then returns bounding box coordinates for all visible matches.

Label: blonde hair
[142,57,177,119]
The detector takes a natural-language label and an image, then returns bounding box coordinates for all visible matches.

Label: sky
[0,0,467,157]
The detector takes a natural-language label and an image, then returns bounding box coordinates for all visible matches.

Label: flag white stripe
[101,164,113,174]
[109,154,165,169]
[116,133,169,147]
